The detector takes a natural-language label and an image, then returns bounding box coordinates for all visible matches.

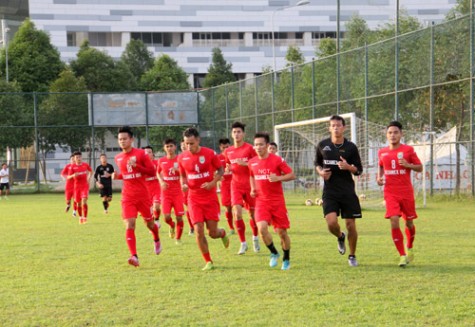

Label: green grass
[0,193,474,326]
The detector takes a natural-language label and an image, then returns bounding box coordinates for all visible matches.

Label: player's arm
[269,159,296,182]
[341,145,363,176]
[60,166,69,180]
[179,162,188,191]
[156,164,168,189]
[400,149,423,172]
[94,166,100,182]
[315,144,331,180]
[250,174,257,197]
[377,165,385,186]
[134,153,156,176]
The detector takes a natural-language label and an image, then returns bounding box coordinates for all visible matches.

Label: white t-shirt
[0,168,9,184]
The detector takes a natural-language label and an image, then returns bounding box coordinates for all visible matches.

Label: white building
[1,0,457,87]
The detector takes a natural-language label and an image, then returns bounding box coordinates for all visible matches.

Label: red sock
[225,211,234,230]
[73,202,78,211]
[186,211,193,229]
[176,220,184,239]
[149,223,159,242]
[249,219,258,237]
[405,225,416,249]
[153,208,160,220]
[165,217,176,228]
[77,205,82,217]
[391,228,406,256]
[236,219,246,242]
[83,204,88,218]
[202,252,212,263]
[126,229,137,256]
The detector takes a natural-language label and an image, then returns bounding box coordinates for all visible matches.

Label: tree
[0,19,63,92]
[140,54,190,91]
[120,39,154,89]
[202,48,236,88]
[285,45,305,66]
[70,41,136,92]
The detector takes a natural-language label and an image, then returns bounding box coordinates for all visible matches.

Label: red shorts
[74,185,89,202]
[255,200,290,230]
[220,182,231,207]
[384,193,418,220]
[121,197,153,221]
[150,190,161,204]
[162,192,185,216]
[231,187,255,210]
[65,187,74,201]
[188,195,220,225]
[183,190,188,206]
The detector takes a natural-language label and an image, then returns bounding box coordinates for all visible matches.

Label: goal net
[274,113,426,208]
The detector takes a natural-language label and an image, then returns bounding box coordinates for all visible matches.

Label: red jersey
[114,148,155,201]
[378,144,422,195]
[178,147,222,200]
[248,153,293,202]
[218,153,232,185]
[157,156,181,195]
[61,163,74,191]
[144,158,161,197]
[224,142,256,189]
[69,162,92,188]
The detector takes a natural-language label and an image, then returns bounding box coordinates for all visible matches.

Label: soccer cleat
[337,232,346,255]
[221,234,230,249]
[65,205,70,213]
[72,210,77,217]
[269,253,280,268]
[104,209,108,214]
[202,261,214,271]
[188,229,194,236]
[79,217,88,224]
[407,248,414,263]
[253,238,261,253]
[228,229,236,235]
[399,255,408,267]
[281,260,291,270]
[348,255,358,267]
[128,256,140,267]
[154,241,162,255]
[175,239,183,245]
[237,242,248,255]
[169,227,175,239]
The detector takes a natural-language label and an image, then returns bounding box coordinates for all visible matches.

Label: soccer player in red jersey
[178,127,230,271]
[113,126,161,267]
[61,155,77,216]
[377,121,422,267]
[217,138,235,235]
[67,151,92,224]
[157,138,185,244]
[142,146,162,228]
[249,133,295,270]
[268,142,278,155]
[223,121,260,255]
[180,141,194,235]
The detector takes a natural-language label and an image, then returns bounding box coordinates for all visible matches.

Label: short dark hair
[231,121,246,131]
[254,132,270,144]
[100,153,107,158]
[142,146,153,151]
[329,115,346,126]
[163,138,176,145]
[118,125,133,137]
[219,138,230,145]
[387,121,403,130]
[183,127,200,138]
[69,154,75,158]
[72,151,82,156]
[269,142,278,148]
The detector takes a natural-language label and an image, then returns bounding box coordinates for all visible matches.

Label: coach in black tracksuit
[315,115,363,267]
[94,154,115,213]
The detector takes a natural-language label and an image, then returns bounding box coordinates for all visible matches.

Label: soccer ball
[305,199,313,206]
[315,198,323,206]
[359,194,367,201]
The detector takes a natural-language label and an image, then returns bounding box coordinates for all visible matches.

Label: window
[87,32,121,46]
[131,32,172,46]
[67,32,76,46]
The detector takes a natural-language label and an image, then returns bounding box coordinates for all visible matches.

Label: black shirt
[315,137,363,195]
[94,163,115,187]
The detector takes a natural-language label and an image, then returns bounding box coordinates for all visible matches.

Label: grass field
[0,193,474,326]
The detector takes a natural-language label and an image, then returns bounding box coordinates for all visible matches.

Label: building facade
[2,0,457,87]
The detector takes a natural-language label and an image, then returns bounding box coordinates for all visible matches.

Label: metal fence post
[430,22,435,196]
[33,93,40,193]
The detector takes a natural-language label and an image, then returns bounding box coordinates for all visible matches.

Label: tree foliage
[120,39,154,89]
[0,19,64,92]
[140,54,190,91]
[202,48,236,88]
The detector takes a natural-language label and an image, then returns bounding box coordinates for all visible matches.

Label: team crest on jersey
[199,156,205,164]
[323,146,332,151]
[173,162,179,169]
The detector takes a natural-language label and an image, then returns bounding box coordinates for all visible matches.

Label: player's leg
[345,218,358,266]
[172,194,185,243]
[140,201,161,256]
[325,212,345,254]
[257,220,280,268]
[225,205,234,233]
[123,215,140,266]
[162,196,175,237]
[390,216,408,266]
[276,228,291,270]
[245,194,260,252]
[404,219,416,262]
[81,195,89,222]
[232,189,248,253]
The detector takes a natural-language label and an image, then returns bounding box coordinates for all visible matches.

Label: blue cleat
[269,253,280,268]
[281,260,291,270]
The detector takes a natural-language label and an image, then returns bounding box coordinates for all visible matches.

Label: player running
[315,115,363,267]
[157,138,185,244]
[223,121,260,255]
[217,138,235,235]
[94,154,114,214]
[180,141,194,235]
[113,126,161,267]
[377,121,422,267]
[249,133,295,270]
[61,155,77,216]
[67,151,92,224]
[142,146,162,228]
[178,127,230,271]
